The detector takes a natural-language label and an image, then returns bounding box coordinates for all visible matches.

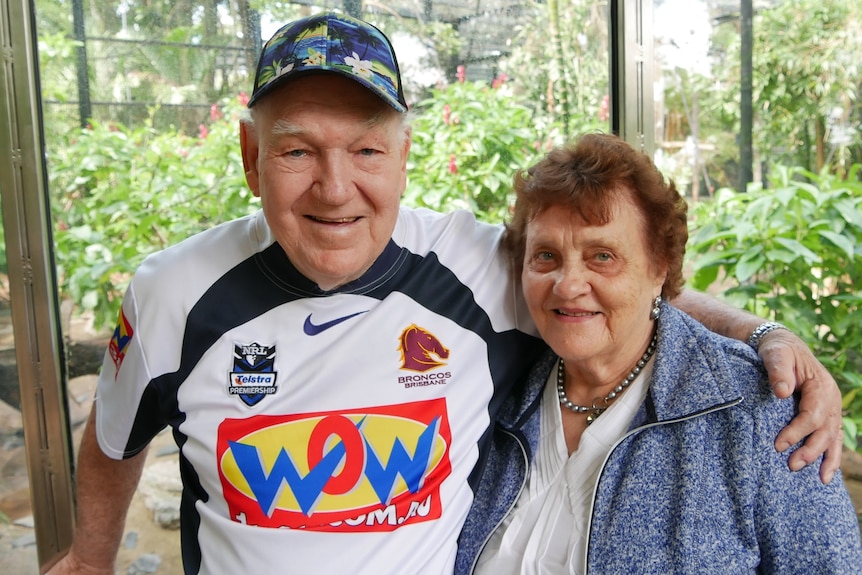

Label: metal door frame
[610,0,655,154]
[0,0,75,569]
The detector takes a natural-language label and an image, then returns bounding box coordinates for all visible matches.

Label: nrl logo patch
[229,343,278,407]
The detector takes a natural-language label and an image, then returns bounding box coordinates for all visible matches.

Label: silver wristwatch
[747,321,788,351]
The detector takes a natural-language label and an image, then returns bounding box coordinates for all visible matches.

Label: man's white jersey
[96,207,545,574]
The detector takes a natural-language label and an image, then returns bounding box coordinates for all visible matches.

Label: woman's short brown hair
[503,132,689,299]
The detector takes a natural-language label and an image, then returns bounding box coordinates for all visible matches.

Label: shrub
[404,73,560,224]
[687,165,862,448]
[48,95,256,328]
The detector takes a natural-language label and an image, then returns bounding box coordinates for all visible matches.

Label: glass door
[5,1,616,571]
[1,0,74,572]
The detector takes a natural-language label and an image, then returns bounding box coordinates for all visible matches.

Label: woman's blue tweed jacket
[456,303,862,574]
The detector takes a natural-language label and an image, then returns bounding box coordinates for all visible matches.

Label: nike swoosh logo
[303,311,368,335]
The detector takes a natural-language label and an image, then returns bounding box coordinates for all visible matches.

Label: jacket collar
[499,303,753,429]
[649,303,750,421]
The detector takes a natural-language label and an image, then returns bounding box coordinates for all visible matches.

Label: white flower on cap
[345,52,373,78]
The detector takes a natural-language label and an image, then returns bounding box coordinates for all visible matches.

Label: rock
[156,444,180,457]
[66,374,98,427]
[0,485,33,520]
[0,349,20,409]
[842,448,862,482]
[66,340,109,380]
[0,399,22,435]
[139,459,182,530]
[11,532,36,548]
[12,515,34,528]
[128,553,162,575]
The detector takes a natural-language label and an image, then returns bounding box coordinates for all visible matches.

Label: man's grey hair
[240,106,414,147]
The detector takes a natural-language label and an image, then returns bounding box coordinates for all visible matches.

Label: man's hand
[42,552,114,575]
[758,328,843,484]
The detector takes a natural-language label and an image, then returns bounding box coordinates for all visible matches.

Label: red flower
[238,92,250,106]
[492,73,508,89]
[210,103,223,121]
[198,124,209,139]
[456,65,466,83]
[448,154,458,174]
[598,94,609,122]
[443,104,451,125]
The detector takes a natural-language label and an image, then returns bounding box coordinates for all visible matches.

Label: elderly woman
[456,133,862,574]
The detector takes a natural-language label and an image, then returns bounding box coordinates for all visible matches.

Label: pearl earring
[651,295,662,320]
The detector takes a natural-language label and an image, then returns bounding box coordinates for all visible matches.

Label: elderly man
[47,12,842,575]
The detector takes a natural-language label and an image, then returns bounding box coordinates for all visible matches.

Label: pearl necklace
[557,332,658,425]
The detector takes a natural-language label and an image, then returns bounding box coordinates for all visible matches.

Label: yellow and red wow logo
[217,399,452,531]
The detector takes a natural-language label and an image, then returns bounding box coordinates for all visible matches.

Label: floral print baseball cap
[248,12,407,112]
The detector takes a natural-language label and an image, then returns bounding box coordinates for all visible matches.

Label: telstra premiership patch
[216,399,452,531]
[229,343,278,406]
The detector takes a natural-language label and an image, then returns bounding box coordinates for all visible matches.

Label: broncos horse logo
[398,324,450,372]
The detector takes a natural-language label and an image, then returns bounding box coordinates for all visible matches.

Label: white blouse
[474,356,654,575]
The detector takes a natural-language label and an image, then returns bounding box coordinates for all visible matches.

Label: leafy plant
[498,0,609,138]
[687,165,862,448]
[48,95,257,328]
[716,0,862,176]
[404,74,562,224]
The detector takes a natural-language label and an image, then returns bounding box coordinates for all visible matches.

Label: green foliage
[657,0,862,193]
[36,0,256,134]
[499,0,609,138]
[687,166,862,447]
[37,33,80,104]
[656,68,739,193]
[717,0,862,175]
[46,77,561,327]
[48,95,257,328]
[404,78,557,223]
